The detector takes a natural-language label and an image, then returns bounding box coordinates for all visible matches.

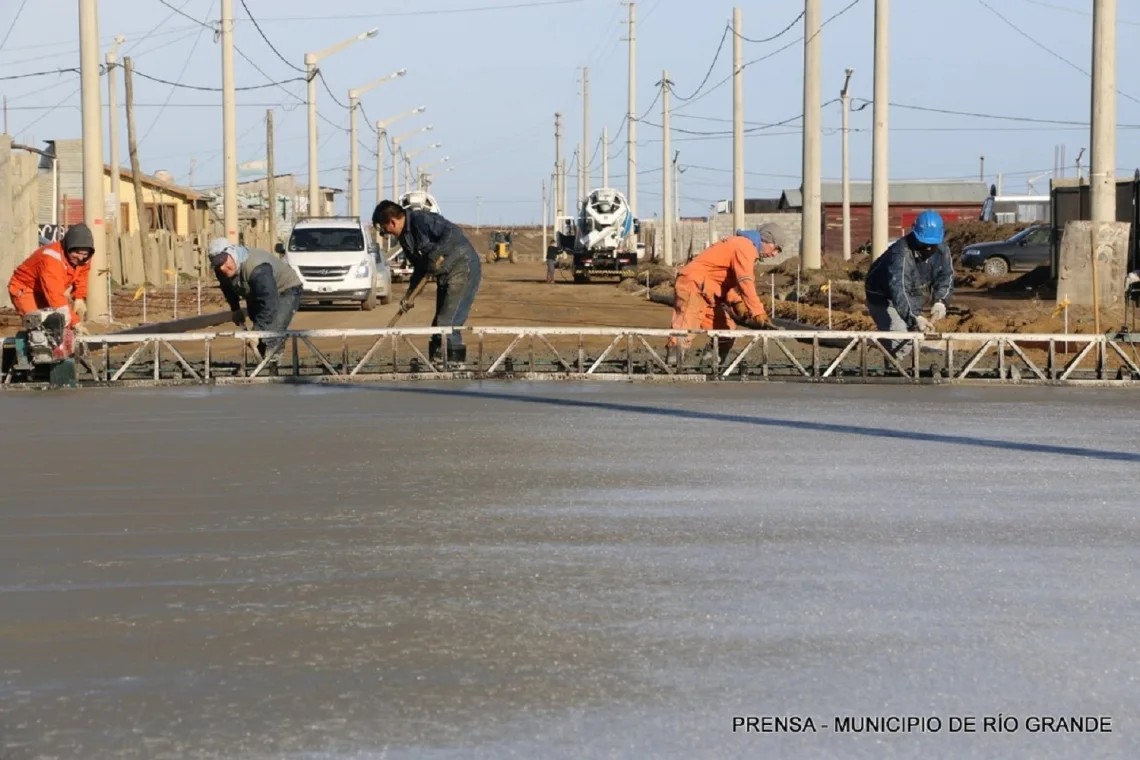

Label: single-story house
[36,138,211,235]
[779,180,989,254]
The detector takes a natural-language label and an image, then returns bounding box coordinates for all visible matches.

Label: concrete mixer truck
[555,187,641,283]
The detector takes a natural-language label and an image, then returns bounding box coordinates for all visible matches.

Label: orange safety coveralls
[7,242,90,326]
[668,236,768,349]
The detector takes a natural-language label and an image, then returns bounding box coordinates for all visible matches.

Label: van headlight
[355,259,370,277]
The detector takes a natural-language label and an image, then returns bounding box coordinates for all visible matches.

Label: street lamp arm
[377,105,425,129]
[308,28,379,65]
[351,68,407,99]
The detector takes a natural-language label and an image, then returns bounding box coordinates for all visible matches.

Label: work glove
[399,298,415,313]
[930,302,947,322]
[74,298,87,321]
[914,315,933,332]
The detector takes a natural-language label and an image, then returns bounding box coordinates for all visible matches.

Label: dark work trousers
[250,287,301,362]
[429,250,482,362]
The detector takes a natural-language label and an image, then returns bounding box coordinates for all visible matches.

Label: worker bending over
[665,224,783,365]
[208,239,303,364]
[7,222,95,332]
[372,200,482,363]
[863,209,954,357]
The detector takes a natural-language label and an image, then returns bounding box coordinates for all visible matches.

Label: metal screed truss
[4,326,1140,388]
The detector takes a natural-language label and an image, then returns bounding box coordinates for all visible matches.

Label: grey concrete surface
[1,382,1138,759]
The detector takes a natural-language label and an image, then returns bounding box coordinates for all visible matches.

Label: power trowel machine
[2,308,80,387]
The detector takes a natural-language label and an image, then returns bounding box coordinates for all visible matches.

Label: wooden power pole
[122,57,152,269]
[266,109,276,247]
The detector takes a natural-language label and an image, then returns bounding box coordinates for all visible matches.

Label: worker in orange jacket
[7,222,95,330]
[665,224,784,365]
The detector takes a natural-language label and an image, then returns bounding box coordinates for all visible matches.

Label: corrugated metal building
[780,180,989,255]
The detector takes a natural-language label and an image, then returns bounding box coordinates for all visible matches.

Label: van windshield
[288,228,364,252]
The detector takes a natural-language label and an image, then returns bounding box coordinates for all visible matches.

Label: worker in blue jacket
[372,200,482,363]
[863,209,954,357]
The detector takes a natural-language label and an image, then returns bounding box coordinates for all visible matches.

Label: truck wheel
[380,293,391,305]
[361,288,377,311]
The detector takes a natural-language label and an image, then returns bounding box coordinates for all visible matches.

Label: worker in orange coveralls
[664,224,784,366]
[7,223,95,333]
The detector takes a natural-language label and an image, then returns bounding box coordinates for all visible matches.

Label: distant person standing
[863,209,954,357]
[545,242,559,284]
[372,200,482,363]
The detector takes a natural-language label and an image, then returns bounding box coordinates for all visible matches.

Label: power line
[0,0,29,52]
[241,0,585,21]
[0,67,79,82]
[730,10,803,43]
[317,70,350,109]
[852,98,1140,127]
[239,0,306,73]
[674,0,863,113]
[139,0,218,147]
[977,0,1140,106]
[671,25,729,102]
[130,67,305,91]
[1018,0,1140,26]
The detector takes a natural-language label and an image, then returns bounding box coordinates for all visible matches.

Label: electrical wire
[977,0,1140,106]
[673,0,863,113]
[0,0,29,52]
[130,68,305,91]
[245,0,586,21]
[239,0,306,72]
[317,70,351,109]
[139,0,217,147]
[670,25,730,101]
[730,10,803,43]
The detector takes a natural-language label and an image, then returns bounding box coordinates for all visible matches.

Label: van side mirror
[275,242,285,254]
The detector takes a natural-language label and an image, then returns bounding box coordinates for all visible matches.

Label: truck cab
[276,216,385,310]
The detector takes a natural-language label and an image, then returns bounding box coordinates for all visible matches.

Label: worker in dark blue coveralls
[372,200,482,363]
[863,209,954,358]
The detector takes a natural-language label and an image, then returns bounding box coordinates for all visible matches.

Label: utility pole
[221,0,237,241]
[105,36,125,234]
[871,0,889,259]
[554,112,563,217]
[979,154,985,182]
[376,125,384,210]
[841,68,853,261]
[732,6,744,231]
[475,196,481,230]
[542,179,548,255]
[661,71,673,266]
[582,66,590,197]
[391,142,399,201]
[801,0,822,269]
[266,109,276,247]
[349,96,360,218]
[624,1,637,216]
[574,147,582,208]
[123,57,151,267]
[602,126,609,187]
[79,0,107,320]
[1090,0,1116,222]
[673,151,680,223]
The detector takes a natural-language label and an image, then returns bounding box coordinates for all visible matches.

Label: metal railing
[4,326,1140,388]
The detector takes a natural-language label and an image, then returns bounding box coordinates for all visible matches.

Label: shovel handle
[386,277,430,328]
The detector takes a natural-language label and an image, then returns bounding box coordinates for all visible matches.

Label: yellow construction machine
[486,230,515,263]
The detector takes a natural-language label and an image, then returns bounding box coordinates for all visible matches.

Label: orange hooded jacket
[7,242,90,326]
[674,235,766,318]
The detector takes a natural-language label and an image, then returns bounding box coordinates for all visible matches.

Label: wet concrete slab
[1,382,1138,758]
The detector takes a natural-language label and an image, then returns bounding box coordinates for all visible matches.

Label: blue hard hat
[911,210,944,245]
[736,229,762,250]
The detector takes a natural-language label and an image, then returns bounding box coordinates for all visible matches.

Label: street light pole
[390,125,433,200]
[305,28,379,216]
[221,0,238,242]
[348,68,406,218]
[79,0,107,321]
[105,35,125,234]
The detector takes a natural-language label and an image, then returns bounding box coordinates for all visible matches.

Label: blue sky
[3,0,1139,224]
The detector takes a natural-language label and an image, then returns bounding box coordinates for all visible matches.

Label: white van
[277,216,391,310]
